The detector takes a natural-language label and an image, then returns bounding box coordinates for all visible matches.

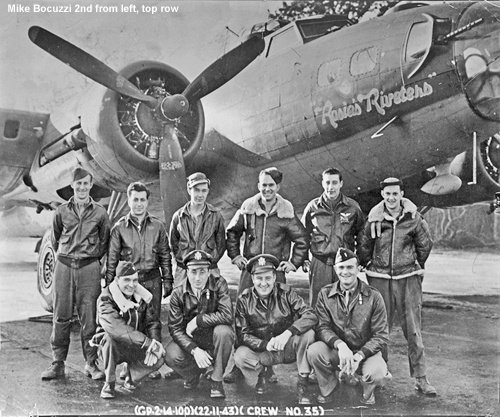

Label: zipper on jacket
[261,214,267,254]
[390,220,397,278]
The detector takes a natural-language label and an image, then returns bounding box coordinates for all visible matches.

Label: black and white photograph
[0,0,499,416]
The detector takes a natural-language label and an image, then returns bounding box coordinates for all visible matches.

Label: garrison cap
[72,167,92,182]
[183,250,212,268]
[380,177,403,190]
[246,254,280,274]
[187,172,210,188]
[116,261,137,278]
[260,167,283,185]
[335,248,359,265]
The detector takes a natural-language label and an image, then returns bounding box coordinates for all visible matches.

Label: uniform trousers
[367,274,426,377]
[99,333,163,383]
[164,325,234,382]
[139,271,162,323]
[238,269,286,295]
[234,329,315,385]
[308,256,338,308]
[50,259,100,363]
[307,342,392,396]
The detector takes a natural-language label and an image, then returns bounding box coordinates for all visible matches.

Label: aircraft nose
[455,2,500,122]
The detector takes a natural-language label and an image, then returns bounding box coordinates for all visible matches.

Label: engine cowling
[80,61,204,191]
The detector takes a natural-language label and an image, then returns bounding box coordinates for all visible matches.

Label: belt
[314,255,335,266]
[57,255,98,269]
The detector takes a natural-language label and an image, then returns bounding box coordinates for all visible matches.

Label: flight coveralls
[302,192,364,307]
[50,196,110,363]
[358,199,433,377]
[106,211,173,322]
[226,194,308,294]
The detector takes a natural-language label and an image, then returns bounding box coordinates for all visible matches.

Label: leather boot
[41,361,65,380]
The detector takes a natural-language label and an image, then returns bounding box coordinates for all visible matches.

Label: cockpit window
[403,15,433,79]
[405,20,433,62]
[266,27,299,57]
[350,46,379,76]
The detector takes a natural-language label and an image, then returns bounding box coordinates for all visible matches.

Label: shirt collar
[125,211,151,227]
[328,279,367,298]
[187,202,206,217]
[68,196,94,207]
[320,192,348,208]
[182,274,217,295]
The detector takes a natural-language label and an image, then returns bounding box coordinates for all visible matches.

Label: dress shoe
[84,362,104,380]
[297,376,312,405]
[317,390,335,404]
[360,391,376,405]
[210,381,226,399]
[255,368,269,395]
[149,370,161,380]
[415,376,437,396]
[41,361,65,380]
[223,366,243,383]
[308,370,318,385]
[183,373,201,390]
[164,369,181,380]
[123,376,137,391]
[100,382,115,399]
[268,367,278,383]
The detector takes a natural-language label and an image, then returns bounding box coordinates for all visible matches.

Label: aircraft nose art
[455,2,500,122]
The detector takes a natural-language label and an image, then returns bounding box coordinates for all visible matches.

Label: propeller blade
[159,125,188,226]
[28,26,157,106]
[183,35,265,102]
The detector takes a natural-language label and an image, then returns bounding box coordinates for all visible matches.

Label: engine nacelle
[80,61,204,191]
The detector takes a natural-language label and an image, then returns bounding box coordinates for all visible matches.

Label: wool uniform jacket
[315,279,388,359]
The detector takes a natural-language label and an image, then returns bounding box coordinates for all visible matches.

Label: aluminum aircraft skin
[0,2,499,309]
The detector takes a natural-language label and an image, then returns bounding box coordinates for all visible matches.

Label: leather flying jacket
[302,193,364,262]
[236,282,318,352]
[315,279,388,359]
[168,274,233,354]
[106,212,173,284]
[357,199,433,280]
[226,194,309,268]
[93,280,161,350]
[52,196,110,260]
[169,202,226,269]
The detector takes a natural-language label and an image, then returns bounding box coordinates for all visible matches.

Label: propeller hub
[160,94,189,120]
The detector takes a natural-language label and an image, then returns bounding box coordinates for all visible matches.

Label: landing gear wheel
[37,228,55,312]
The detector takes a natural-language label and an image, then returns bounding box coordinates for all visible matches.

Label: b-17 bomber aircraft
[0,1,499,311]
